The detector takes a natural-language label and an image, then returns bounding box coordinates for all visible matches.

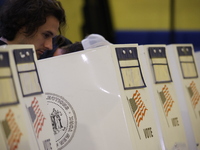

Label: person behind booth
[53,34,112,56]
[39,35,73,59]
[53,42,84,56]
[0,0,66,59]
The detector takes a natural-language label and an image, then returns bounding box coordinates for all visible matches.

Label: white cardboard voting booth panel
[0,45,57,150]
[37,44,165,150]
[166,44,200,150]
[138,45,189,150]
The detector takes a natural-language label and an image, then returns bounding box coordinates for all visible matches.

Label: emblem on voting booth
[0,52,18,107]
[45,93,77,150]
[1,109,23,150]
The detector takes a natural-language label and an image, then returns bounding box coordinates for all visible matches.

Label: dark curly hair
[0,0,66,41]
[60,42,84,54]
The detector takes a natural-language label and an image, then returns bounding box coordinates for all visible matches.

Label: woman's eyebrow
[45,31,55,36]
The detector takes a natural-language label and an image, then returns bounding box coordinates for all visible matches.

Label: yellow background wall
[109,0,200,30]
[175,0,200,30]
[60,0,200,42]
[59,0,84,42]
[109,0,170,30]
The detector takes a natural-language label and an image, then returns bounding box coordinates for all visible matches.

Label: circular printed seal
[45,93,77,150]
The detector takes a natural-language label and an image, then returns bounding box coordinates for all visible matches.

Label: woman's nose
[44,38,53,50]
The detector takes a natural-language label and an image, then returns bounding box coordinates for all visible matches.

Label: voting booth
[166,44,200,150]
[0,45,57,150]
[37,43,192,150]
[138,45,189,150]
[1,43,199,150]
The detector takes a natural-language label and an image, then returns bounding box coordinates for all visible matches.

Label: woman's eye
[43,33,50,38]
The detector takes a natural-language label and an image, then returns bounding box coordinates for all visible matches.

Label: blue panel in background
[115,31,200,52]
[0,0,5,7]
[175,31,200,52]
[115,31,170,45]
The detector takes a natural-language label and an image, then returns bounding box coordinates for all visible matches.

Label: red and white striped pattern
[31,97,46,138]
[6,109,22,150]
[162,85,174,117]
[133,90,148,127]
[189,81,200,109]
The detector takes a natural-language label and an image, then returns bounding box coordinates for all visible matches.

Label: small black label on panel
[13,49,34,64]
[116,47,138,60]
[148,47,166,58]
[177,46,192,56]
[0,52,9,67]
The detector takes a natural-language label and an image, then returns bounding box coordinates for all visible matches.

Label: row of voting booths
[0,43,200,150]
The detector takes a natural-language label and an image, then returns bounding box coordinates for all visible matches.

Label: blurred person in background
[53,41,84,56]
[52,34,112,56]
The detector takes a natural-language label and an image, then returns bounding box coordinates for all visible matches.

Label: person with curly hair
[0,0,66,59]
